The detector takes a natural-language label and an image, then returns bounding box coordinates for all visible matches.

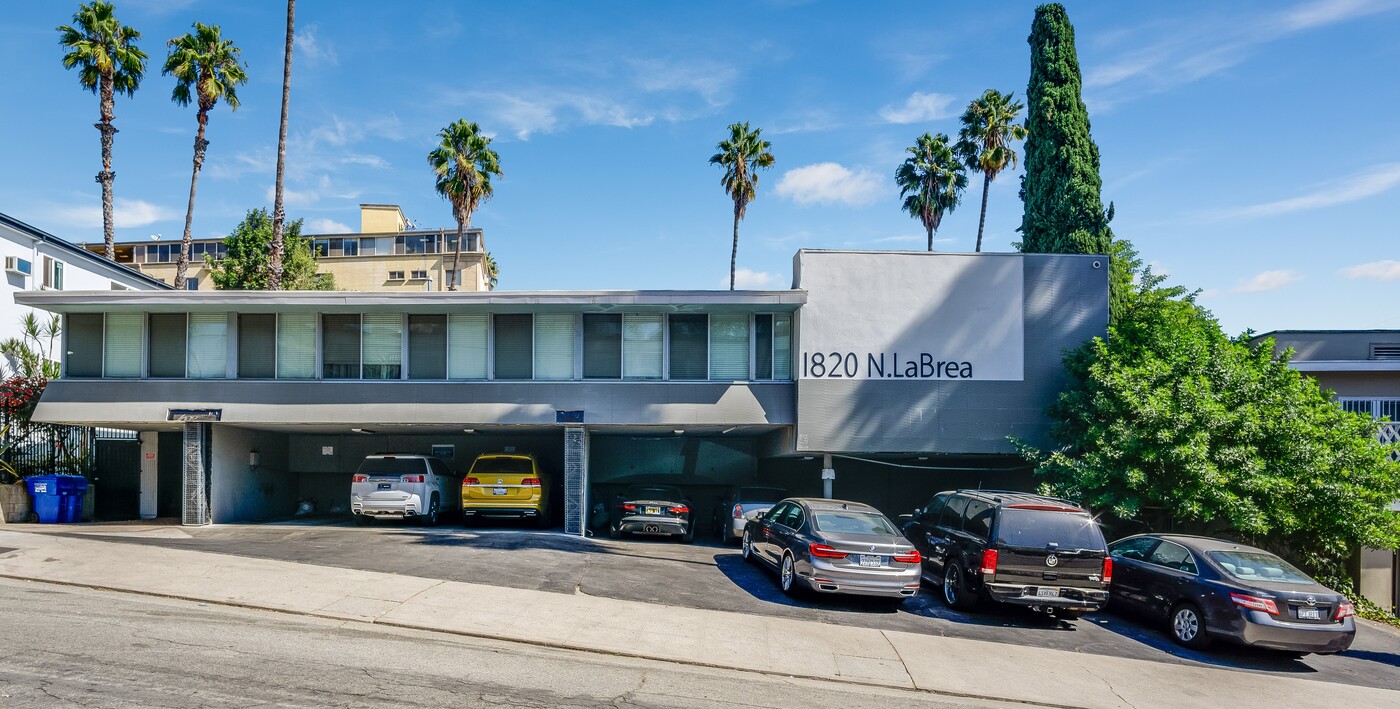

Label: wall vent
[1371,343,1400,360]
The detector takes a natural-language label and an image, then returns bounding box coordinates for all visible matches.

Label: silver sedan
[742,498,921,602]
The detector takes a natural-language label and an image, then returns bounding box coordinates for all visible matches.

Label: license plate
[1298,608,1321,620]
[858,554,882,567]
[1036,587,1059,597]
[377,483,391,490]
[493,487,508,495]
[645,506,660,515]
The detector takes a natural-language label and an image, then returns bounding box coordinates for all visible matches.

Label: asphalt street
[0,577,1021,708]
[45,519,1400,692]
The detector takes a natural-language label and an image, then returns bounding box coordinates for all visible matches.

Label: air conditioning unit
[5,256,32,277]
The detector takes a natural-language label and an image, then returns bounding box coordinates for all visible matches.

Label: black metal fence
[0,411,93,481]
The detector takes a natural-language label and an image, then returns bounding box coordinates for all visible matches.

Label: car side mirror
[897,513,913,523]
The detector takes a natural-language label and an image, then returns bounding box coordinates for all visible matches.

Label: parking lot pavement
[34,519,1400,691]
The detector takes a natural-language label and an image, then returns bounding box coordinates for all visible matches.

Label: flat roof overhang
[15,289,806,314]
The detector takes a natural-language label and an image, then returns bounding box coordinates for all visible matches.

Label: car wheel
[534,513,551,530]
[353,514,371,527]
[1055,611,1081,621]
[423,497,440,527]
[741,530,755,561]
[780,553,800,596]
[682,525,695,544]
[942,562,978,611]
[1170,602,1212,650]
[609,522,621,540]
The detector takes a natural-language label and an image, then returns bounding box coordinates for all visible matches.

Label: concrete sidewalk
[0,528,1393,709]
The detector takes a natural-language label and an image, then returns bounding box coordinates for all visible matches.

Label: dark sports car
[1108,534,1355,655]
[608,484,693,542]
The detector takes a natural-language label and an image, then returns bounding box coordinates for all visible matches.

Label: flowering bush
[0,376,45,419]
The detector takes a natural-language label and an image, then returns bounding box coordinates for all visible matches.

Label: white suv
[350,454,459,526]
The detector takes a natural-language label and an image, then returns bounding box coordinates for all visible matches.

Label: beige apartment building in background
[83,204,490,292]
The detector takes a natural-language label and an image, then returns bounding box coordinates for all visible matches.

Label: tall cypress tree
[1019,3,1112,255]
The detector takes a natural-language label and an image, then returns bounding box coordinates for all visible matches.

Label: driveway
[37,518,1400,691]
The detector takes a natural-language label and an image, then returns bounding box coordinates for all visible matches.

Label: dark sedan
[742,498,921,602]
[608,484,694,542]
[1108,534,1356,655]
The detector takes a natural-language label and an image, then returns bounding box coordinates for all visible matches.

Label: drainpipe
[821,453,834,499]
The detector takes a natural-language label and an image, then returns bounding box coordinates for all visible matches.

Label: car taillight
[351,474,368,483]
[668,505,689,514]
[732,504,744,519]
[1335,602,1355,620]
[401,474,424,483]
[1230,592,1279,615]
[464,477,479,485]
[521,478,541,487]
[892,550,921,564]
[980,549,998,576]
[1102,557,1113,585]
[622,503,637,512]
[809,543,848,559]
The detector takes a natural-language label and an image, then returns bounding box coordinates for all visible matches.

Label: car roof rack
[959,489,1083,509]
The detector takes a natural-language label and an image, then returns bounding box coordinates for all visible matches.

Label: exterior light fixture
[462,428,476,434]
[673,429,685,435]
[351,428,375,435]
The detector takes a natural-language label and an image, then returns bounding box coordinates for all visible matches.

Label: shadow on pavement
[1087,607,1321,673]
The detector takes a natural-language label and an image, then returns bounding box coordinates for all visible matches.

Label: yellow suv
[462,453,551,528]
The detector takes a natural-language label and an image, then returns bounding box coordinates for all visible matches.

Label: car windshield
[736,487,787,503]
[625,486,683,501]
[1207,551,1314,585]
[996,509,1106,550]
[470,457,533,474]
[811,511,898,536]
[356,458,426,475]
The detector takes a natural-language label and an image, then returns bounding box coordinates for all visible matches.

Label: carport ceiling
[218,423,788,438]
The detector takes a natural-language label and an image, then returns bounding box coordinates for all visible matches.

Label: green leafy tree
[57,1,147,262]
[206,208,334,290]
[0,313,62,381]
[956,90,1027,253]
[1018,266,1400,581]
[710,122,775,290]
[896,132,967,251]
[428,119,501,291]
[269,0,296,290]
[484,251,499,290]
[163,22,248,289]
[1019,3,1112,257]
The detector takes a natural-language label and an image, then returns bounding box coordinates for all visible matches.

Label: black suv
[901,490,1110,618]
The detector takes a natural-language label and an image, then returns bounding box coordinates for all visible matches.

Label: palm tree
[427,119,501,291]
[484,251,499,290]
[163,23,247,290]
[57,2,147,262]
[709,122,775,290]
[956,89,1027,252]
[269,0,295,291]
[895,132,967,251]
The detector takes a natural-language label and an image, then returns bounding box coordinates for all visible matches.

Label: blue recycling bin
[26,475,89,524]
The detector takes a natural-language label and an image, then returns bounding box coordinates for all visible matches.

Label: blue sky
[2,0,1397,334]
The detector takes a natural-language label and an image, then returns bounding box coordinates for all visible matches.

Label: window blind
[238,314,276,378]
[534,313,575,380]
[322,314,362,379]
[582,314,621,379]
[623,314,663,380]
[408,315,447,379]
[187,313,227,379]
[362,313,403,379]
[277,313,316,379]
[103,312,143,378]
[447,314,488,379]
[667,314,707,380]
[773,315,792,380]
[148,313,187,378]
[709,314,750,380]
[65,313,103,377]
[753,314,774,380]
[493,314,533,380]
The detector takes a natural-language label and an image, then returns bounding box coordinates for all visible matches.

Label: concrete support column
[821,453,834,499]
[564,426,588,536]
[182,422,210,526]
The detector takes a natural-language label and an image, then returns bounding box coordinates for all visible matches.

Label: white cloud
[295,25,338,65]
[305,218,352,234]
[459,90,656,140]
[33,198,174,229]
[774,163,882,206]
[1196,288,1221,300]
[1204,163,1400,221]
[1234,269,1302,293]
[267,175,362,207]
[878,91,957,124]
[630,58,737,107]
[726,268,783,289]
[1341,260,1400,281]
